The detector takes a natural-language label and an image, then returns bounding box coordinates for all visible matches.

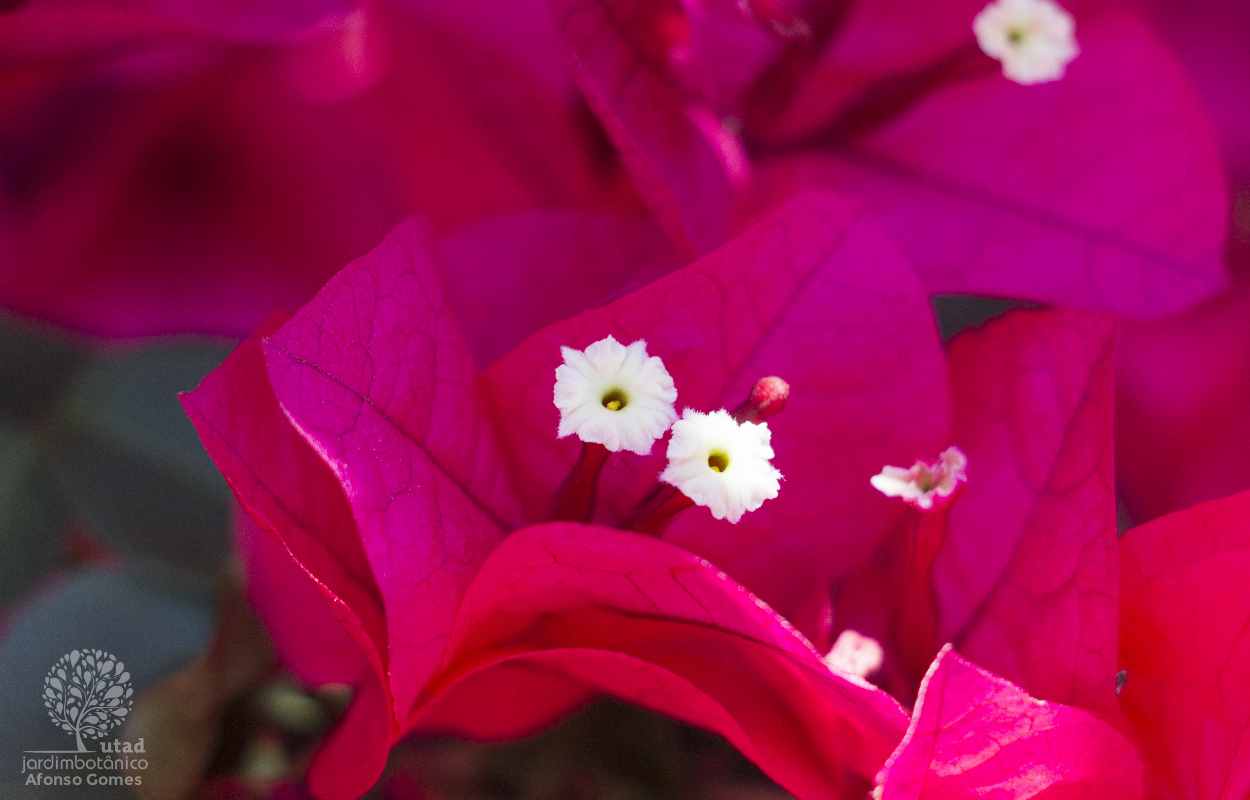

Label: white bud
[871,446,967,510]
[974,0,1079,85]
[659,409,781,524]
[554,336,677,455]
[823,630,884,679]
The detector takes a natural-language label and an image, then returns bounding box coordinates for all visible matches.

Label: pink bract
[183,192,948,798]
[1119,489,1250,800]
[0,1,631,337]
[553,0,1228,317]
[835,308,1121,718]
[1116,281,1250,525]
[877,645,1143,800]
[939,309,1121,718]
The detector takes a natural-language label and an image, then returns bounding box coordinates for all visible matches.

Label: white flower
[659,409,781,524]
[870,446,967,510]
[973,0,1079,85]
[823,629,884,679]
[554,336,677,455]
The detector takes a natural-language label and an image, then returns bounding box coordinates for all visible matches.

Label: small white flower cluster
[973,0,1079,85]
[554,336,781,524]
[870,446,967,510]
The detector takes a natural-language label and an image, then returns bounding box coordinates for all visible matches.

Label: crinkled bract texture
[660,409,782,524]
[876,645,1143,800]
[974,0,1080,85]
[554,336,677,454]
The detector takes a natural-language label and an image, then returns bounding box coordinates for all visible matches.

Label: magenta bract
[183,192,948,798]
[877,645,1143,800]
[1119,489,1250,800]
[554,0,1228,317]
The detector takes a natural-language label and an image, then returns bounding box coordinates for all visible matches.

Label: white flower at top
[659,409,781,524]
[973,0,1079,85]
[870,446,967,510]
[554,336,678,455]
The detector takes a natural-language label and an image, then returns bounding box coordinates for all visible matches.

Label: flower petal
[1119,489,1250,800]
[877,645,1143,800]
[436,211,681,369]
[237,513,392,800]
[1116,283,1250,525]
[181,317,392,798]
[0,5,623,337]
[262,218,520,718]
[939,310,1121,717]
[420,522,909,799]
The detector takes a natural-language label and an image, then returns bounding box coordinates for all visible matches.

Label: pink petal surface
[181,316,388,689]
[550,0,748,258]
[409,654,596,741]
[482,191,949,625]
[262,218,520,720]
[0,4,627,337]
[0,6,195,64]
[17,0,351,42]
[435,211,681,369]
[878,645,1143,800]
[937,310,1121,718]
[425,522,909,800]
[1139,0,1250,188]
[181,318,392,798]
[1119,489,1250,800]
[753,0,992,139]
[398,0,577,98]
[1115,283,1250,525]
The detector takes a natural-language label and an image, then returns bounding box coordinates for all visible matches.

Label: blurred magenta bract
[551,0,1229,318]
[0,0,634,337]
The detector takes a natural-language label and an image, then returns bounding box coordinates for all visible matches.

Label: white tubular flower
[870,446,967,510]
[659,409,782,524]
[554,336,678,455]
[973,0,1079,85]
[823,629,884,679]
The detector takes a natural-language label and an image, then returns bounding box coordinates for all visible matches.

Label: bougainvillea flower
[0,0,632,337]
[552,0,1227,317]
[1119,488,1250,800]
[875,644,1144,799]
[182,191,951,797]
[836,308,1121,722]
[478,192,948,627]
